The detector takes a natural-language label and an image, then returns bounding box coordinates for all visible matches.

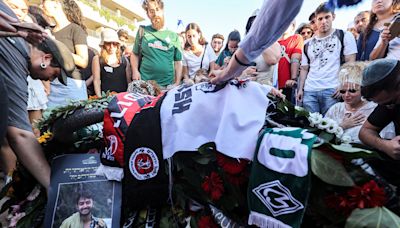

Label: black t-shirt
[100,57,128,93]
[366,104,400,187]
[54,23,87,79]
[367,104,400,135]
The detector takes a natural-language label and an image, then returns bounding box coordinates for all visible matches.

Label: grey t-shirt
[0,1,32,132]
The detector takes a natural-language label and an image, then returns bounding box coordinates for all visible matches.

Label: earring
[40,63,47,69]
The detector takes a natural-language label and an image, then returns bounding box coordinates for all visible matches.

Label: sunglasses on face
[339,89,358,94]
[104,42,119,46]
[301,31,312,35]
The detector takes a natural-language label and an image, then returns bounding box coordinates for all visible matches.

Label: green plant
[80,0,136,31]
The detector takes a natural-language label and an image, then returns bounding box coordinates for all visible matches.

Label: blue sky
[138,0,373,41]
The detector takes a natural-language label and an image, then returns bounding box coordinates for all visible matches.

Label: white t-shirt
[373,36,400,60]
[301,29,357,92]
[183,44,217,78]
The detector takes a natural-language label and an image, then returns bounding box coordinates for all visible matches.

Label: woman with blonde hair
[93,28,131,97]
[182,23,216,81]
[325,62,394,143]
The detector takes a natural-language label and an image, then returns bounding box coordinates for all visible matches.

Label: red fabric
[103,92,164,167]
[277,34,303,89]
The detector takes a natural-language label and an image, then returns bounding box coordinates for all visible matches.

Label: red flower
[198,216,218,228]
[201,172,224,201]
[325,180,386,216]
[347,180,386,209]
[216,153,248,175]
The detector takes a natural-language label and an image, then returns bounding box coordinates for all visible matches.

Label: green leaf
[329,144,381,160]
[345,207,400,228]
[318,131,334,142]
[311,149,355,187]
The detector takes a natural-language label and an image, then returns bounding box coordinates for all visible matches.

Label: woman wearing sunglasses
[93,28,131,97]
[325,62,394,143]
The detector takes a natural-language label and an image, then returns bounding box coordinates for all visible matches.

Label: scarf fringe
[248,211,291,228]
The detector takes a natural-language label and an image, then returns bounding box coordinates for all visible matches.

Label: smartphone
[10,22,43,33]
[388,17,400,38]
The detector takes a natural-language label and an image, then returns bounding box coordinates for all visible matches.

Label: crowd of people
[1,0,400,219]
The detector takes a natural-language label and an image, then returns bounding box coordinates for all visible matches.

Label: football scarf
[122,94,168,210]
[160,80,272,160]
[248,128,316,228]
[101,92,164,167]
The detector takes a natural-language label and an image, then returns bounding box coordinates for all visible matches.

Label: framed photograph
[44,154,121,228]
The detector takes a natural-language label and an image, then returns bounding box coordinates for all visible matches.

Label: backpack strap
[334,29,345,64]
[137,25,145,70]
[303,42,310,66]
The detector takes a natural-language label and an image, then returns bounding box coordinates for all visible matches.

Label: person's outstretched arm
[210,0,303,84]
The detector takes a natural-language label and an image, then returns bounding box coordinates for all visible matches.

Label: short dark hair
[76,190,93,204]
[117,29,129,40]
[308,12,315,21]
[315,2,335,16]
[361,62,400,100]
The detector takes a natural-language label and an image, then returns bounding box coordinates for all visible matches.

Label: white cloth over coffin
[161,81,272,160]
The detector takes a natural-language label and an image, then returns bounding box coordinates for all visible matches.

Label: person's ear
[42,53,53,66]
[332,13,336,21]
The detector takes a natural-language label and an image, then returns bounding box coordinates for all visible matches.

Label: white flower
[341,134,352,144]
[318,118,331,130]
[326,120,339,134]
[335,127,344,138]
[308,112,323,127]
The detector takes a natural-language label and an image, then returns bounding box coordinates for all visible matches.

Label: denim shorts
[303,88,338,115]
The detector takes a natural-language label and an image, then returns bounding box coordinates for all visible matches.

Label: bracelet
[234,54,252,67]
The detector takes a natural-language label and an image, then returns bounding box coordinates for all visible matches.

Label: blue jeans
[303,88,338,115]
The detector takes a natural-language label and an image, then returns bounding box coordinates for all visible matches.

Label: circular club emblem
[129,147,159,180]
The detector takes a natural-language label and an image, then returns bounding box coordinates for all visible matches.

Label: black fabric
[53,23,87,79]
[122,94,168,210]
[366,104,400,188]
[367,105,400,135]
[100,58,128,93]
[0,76,8,142]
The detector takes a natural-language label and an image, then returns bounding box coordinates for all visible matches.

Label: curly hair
[362,0,400,51]
[142,0,164,12]
[59,0,86,32]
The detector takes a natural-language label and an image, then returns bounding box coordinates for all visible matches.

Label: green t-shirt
[133,26,182,87]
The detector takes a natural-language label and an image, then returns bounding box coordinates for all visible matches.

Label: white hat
[100,28,120,46]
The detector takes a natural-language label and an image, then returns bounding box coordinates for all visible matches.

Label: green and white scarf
[248,127,316,228]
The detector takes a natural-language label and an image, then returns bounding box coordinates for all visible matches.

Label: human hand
[223,56,231,66]
[296,90,303,103]
[209,69,228,84]
[132,70,141,81]
[381,25,393,44]
[285,79,297,88]
[340,112,366,129]
[242,66,257,76]
[382,136,400,159]
[269,87,285,99]
[0,10,18,34]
